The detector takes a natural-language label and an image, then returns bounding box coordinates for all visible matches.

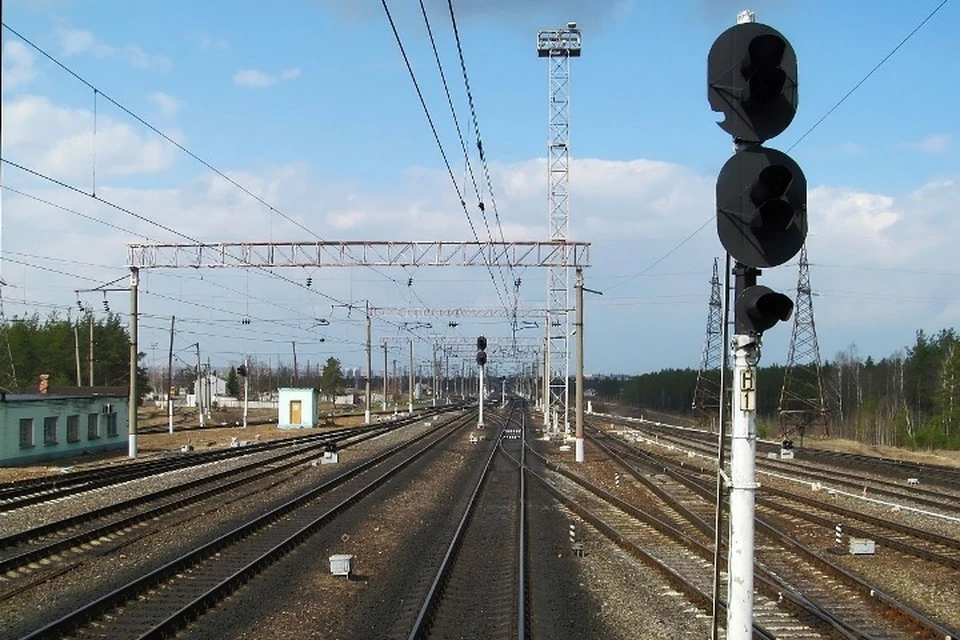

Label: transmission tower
[537,21,581,434]
[692,258,723,430]
[778,245,829,439]
[0,284,18,392]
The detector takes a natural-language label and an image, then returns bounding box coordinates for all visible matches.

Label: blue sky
[2,0,959,380]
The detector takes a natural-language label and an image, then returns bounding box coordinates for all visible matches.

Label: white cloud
[902,133,951,153]
[4,89,960,373]
[1,40,38,90]
[233,68,301,87]
[1,95,181,183]
[56,26,115,57]
[149,92,184,118]
[55,26,171,72]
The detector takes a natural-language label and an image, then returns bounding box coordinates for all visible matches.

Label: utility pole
[242,355,249,428]
[292,341,299,386]
[74,323,82,386]
[206,357,212,419]
[88,314,94,386]
[408,339,414,413]
[382,342,388,411]
[432,343,438,407]
[167,316,175,434]
[365,303,372,424]
[575,269,585,462]
[127,267,139,458]
[574,268,602,463]
[195,343,204,428]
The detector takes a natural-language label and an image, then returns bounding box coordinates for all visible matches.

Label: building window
[43,417,58,446]
[19,418,34,449]
[106,411,119,437]
[67,415,81,443]
[87,413,100,440]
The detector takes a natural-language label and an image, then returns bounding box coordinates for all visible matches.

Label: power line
[379,0,509,315]
[1,22,429,310]
[0,159,435,345]
[787,0,950,152]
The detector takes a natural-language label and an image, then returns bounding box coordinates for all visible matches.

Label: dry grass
[808,437,960,468]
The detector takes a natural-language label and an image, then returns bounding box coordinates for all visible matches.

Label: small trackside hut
[277,388,319,428]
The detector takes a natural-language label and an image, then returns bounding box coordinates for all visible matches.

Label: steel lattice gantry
[369,307,550,319]
[126,240,589,269]
[538,22,581,434]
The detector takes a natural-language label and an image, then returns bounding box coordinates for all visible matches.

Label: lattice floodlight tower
[538,21,581,435]
[692,258,724,430]
[778,245,829,439]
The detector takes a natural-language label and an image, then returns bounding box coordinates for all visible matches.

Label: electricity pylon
[692,258,723,431]
[778,245,829,440]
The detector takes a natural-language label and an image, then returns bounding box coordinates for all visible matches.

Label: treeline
[588,328,960,451]
[1,312,148,395]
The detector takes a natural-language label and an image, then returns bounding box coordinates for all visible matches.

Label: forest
[3,315,958,451]
[1,312,148,395]
[589,328,960,451]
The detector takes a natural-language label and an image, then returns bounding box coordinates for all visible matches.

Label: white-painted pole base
[364,409,371,424]
[128,433,138,459]
[168,401,174,434]
[575,437,585,463]
[726,333,759,640]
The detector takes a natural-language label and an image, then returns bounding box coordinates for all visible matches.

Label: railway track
[585,429,959,639]
[18,409,478,640]
[602,415,960,516]
[0,420,412,580]
[405,401,526,639]
[0,406,452,511]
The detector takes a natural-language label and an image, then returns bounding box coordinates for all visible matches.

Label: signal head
[477,335,487,351]
[708,22,797,143]
[717,146,807,268]
[735,285,793,334]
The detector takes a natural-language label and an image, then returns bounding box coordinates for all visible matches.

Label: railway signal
[708,12,804,640]
[477,336,487,428]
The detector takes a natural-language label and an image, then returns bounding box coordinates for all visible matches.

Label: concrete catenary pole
[127,267,139,458]
[408,339,414,413]
[242,355,249,428]
[574,268,585,463]
[382,342,388,411]
[89,314,94,386]
[167,315,175,434]
[195,343,204,428]
[365,304,372,424]
[74,323,82,386]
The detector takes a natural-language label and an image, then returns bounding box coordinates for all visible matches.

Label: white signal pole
[242,356,249,428]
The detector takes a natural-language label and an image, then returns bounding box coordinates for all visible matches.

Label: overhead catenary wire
[417,0,512,309]
[379,0,510,316]
[1,21,430,313]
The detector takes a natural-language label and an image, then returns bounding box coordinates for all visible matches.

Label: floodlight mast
[537,22,580,437]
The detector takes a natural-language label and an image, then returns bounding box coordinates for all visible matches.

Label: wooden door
[290,400,302,424]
